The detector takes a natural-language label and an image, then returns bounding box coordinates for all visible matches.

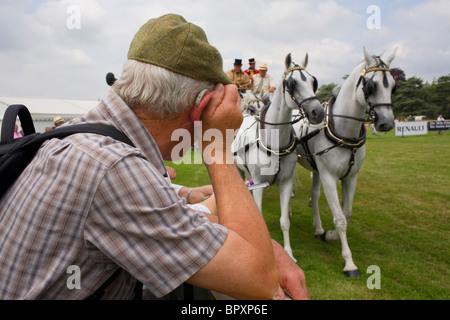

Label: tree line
[316,69,450,121]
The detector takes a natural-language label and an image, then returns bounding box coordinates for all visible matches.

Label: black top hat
[248,58,256,64]
[234,59,242,65]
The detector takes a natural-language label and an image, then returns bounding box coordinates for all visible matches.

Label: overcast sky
[0,0,449,101]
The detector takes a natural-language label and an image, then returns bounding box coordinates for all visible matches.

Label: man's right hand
[199,84,242,163]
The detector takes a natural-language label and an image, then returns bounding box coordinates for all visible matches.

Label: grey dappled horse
[293,47,397,276]
[232,53,324,261]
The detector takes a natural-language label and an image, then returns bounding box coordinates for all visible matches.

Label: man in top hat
[0,13,309,300]
[226,59,253,91]
[245,58,259,76]
[252,63,276,102]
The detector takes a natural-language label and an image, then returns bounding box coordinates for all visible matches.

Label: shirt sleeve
[171,183,184,196]
[85,153,228,298]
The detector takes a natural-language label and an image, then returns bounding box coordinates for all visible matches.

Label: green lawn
[166,131,449,300]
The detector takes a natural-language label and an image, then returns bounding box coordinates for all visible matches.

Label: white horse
[293,47,397,276]
[232,53,325,260]
[240,90,265,115]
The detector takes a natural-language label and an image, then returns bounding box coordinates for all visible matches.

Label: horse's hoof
[315,231,328,242]
[343,269,360,277]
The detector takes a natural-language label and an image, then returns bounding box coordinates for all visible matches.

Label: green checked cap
[128,14,232,85]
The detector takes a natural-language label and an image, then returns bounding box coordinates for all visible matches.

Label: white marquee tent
[0,97,99,134]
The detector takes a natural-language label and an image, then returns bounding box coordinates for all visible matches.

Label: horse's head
[240,90,265,115]
[356,47,397,132]
[282,53,324,124]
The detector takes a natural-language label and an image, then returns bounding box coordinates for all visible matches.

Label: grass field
[166,130,449,300]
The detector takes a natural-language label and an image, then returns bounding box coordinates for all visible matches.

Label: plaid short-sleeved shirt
[0,92,228,299]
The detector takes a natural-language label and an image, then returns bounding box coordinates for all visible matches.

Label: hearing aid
[196,89,209,106]
[191,89,213,122]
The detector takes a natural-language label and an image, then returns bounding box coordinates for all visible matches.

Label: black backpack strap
[1,104,36,144]
[40,123,135,147]
[1,104,135,148]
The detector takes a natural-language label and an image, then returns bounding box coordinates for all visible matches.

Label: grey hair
[112,60,215,118]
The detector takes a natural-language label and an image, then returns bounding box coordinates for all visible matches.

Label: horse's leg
[310,171,325,239]
[341,175,358,223]
[251,185,264,215]
[278,176,296,262]
[320,172,359,276]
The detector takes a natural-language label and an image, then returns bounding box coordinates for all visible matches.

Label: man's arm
[187,84,279,300]
[199,211,310,300]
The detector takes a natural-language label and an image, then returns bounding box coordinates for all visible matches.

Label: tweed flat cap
[128,14,232,85]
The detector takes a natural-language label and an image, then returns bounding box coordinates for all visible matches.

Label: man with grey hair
[0,14,308,300]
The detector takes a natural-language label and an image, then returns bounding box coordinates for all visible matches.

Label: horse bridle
[246,64,320,157]
[282,65,320,118]
[355,59,396,122]
[254,64,319,128]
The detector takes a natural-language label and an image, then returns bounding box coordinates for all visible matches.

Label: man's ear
[190,90,213,121]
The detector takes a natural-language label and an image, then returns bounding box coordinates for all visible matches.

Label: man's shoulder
[44,131,142,168]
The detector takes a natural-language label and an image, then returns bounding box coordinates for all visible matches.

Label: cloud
[0,0,448,101]
[386,0,450,80]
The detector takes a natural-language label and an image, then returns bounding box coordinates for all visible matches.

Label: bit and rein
[296,64,393,179]
[251,65,320,156]
[357,64,394,120]
[330,65,393,124]
[241,64,393,162]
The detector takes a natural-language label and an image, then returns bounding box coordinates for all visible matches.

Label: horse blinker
[364,78,376,96]
[312,76,318,93]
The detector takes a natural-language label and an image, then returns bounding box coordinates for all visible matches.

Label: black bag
[0,104,134,199]
[0,104,139,299]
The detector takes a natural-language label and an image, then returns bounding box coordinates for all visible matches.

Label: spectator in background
[226,59,253,91]
[252,64,276,102]
[13,124,24,139]
[53,116,65,128]
[437,114,445,135]
[245,58,259,77]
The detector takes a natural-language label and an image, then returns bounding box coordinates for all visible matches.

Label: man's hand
[165,166,177,180]
[199,84,242,163]
[187,185,213,204]
[272,240,310,300]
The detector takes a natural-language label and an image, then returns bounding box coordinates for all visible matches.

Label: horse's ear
[301,53,309,68]
[363,46,376,67]
[384,47,397,66]
[285,53,292,70]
